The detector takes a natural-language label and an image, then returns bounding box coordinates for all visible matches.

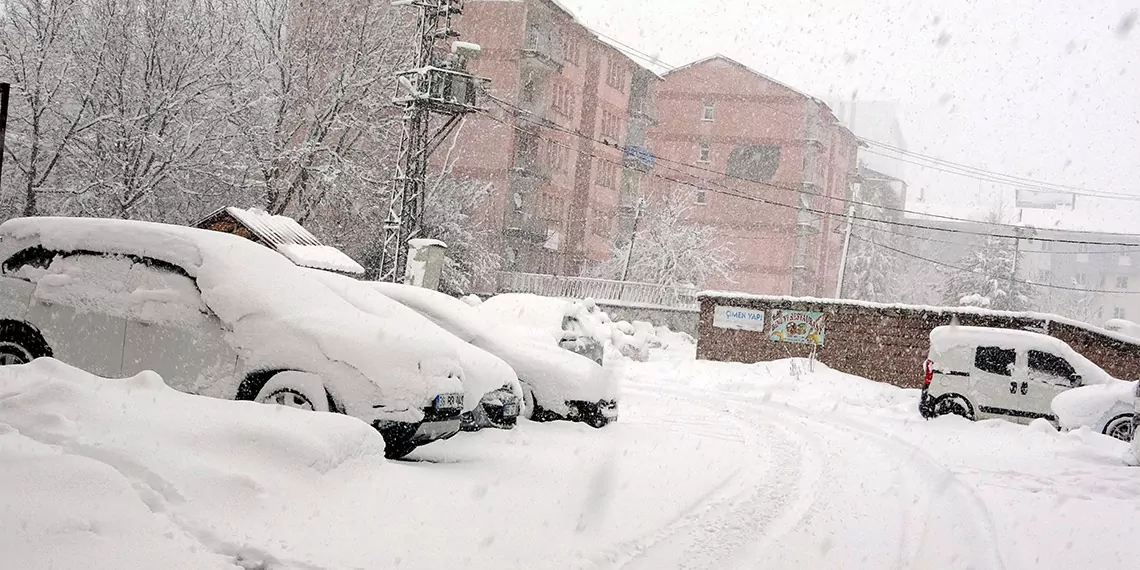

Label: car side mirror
[1069,374,1082,387]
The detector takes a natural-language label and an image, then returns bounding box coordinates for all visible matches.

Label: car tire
[241,370,334,413]
[520,381,537,421]
[0,321,51,366]
[1103,413,1135,442]
[931,393,975,420]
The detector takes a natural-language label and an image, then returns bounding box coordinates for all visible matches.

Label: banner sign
[1015,189,1075,210]
[768,309,826,346]
[712,305,766,332]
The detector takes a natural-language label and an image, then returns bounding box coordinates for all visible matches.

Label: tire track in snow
[622,378,1008,570]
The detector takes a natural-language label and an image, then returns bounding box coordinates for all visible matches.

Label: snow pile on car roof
[0,359,389,569]
[0,217,462,421]
[930,325,1110,384]
[369,284,616,410]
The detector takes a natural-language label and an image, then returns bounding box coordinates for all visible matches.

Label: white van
[920,326,1107,425]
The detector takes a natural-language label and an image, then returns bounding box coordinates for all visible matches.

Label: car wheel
[520,381,537,421]
[932,393,974,420]
[0,321,51,366]
[250,371,331,413]
[1103,413,1135,442]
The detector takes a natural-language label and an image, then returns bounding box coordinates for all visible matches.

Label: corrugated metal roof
[225,207,365,275]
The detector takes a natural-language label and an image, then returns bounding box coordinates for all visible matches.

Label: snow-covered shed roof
[195,207,365,275]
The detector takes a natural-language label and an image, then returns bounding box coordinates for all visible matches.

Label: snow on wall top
[224,207,365,275]
[699,291,1140,346]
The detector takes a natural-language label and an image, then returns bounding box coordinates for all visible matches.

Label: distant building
[648,55,858,295]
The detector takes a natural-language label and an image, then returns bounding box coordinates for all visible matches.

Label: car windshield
[2,1,1138,569]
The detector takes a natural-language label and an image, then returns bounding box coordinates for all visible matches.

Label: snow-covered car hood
[368,283,618,408]
[302,269,520,412]
[0,217,463,420]
[1051,379,1137,431]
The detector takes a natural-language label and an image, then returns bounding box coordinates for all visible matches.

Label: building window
[597,161,618,188]
[606,54,625,91]
[546,138,568,173]
[551,83,573,117]
[1120,255,1133,267]
[1075,273,1086,285]
[698,142,711,163]
[1117,276,1129,290]
[562,32,580,65]
[600,109,620,139]
[701,102,715,122]
[695,189,708,205]
[592,208,613,237]
[1114,307,1127,319]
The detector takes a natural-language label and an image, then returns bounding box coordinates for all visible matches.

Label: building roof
[662,54,812,98]
[528,0,662,77]
[196,207,366,275]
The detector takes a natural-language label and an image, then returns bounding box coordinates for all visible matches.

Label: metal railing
[495,271,698,310]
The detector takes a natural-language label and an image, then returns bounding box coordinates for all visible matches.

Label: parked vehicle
[0,217,465,459]
[476,293,607,365]
[369,284,619,428]
[920,326,1113,427]
[1051,379,1137,441]
[302,268,521,431]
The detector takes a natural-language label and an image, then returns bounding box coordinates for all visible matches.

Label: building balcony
[521,47,563,72]
[503,213,550,244]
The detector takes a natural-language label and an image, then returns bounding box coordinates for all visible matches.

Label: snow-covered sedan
[1051,379,1137,442]
[476,293,610,365]
[369,284,619,428]
[302,268,522,431]
[0,217,465,458]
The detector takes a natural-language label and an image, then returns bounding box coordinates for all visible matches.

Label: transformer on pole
[379,0,489,283]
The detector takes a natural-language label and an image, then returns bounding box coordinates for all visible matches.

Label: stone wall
[697,294,1140,389]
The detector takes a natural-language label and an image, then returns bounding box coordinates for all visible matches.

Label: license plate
[434,393,463,410]
[502,402,519,417]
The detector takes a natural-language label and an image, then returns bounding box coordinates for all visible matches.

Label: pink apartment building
[452,0,647,276]
[453,3,856,296]
[647,55,857,295]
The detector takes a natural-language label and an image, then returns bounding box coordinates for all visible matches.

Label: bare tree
[59,0,246,221]
[595,188,733,290]
[0,0,110,217]
[226,0,413,222]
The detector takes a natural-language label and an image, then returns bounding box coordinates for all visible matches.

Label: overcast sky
[558,0,1140,228]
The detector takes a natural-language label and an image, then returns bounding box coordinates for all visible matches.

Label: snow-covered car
[920,326,1114,428]
[476,293,608,365]
[0,217,465,459]
[369,284,619,428]
[1051,379,1137,441]
[302,268,521,431]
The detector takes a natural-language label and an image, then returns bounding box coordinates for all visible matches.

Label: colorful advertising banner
[768,309,826,346]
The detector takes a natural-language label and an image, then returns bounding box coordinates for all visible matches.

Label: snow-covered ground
[3,347,1137,569]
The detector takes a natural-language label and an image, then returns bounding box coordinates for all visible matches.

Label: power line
[848,218,1140,256]
[479,94,1140,248]
[846,233,1137,295]
[862,139,1140,201]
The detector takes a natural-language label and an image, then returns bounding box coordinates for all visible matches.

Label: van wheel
[0,321,51,365]
[932,394,974,420]
[1103,414,1135,442]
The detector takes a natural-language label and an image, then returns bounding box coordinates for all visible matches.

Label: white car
[1051,379,1137,441]
[302,268,522,431]
[369,284,619,428]
[476,293,608,365]
[920,326,1112,427]
[0,217,465,458]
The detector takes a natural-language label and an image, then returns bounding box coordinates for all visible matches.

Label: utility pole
[617,198,645,300]
[0,83,10,190]
[378,0,488,282]
[835,180,861,298]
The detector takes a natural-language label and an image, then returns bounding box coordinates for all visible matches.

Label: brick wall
[697,294,1140,389]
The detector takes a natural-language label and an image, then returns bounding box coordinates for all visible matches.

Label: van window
[1027,350,1076,383]
[975,346,1015,376]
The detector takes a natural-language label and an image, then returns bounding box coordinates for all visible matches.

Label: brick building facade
[455,3,856,297]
